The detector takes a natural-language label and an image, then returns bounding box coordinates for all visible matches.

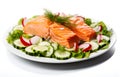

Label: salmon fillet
[23,15,95,48]
[70,16,96,41]
[24,16,52,38]
[70,25,96,41]
[50,23,79,48]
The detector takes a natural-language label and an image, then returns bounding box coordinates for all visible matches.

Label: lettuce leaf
[18,18,23,25]
[97,21,112,37]
[84,18,92,25]
[7,30,23,44]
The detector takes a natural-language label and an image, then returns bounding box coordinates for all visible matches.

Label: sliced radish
[97,34,102,43]
[94,25,102,32]
[56,12,60,17]
[73,42,79,52]
[22,17,28,27]
[97,34,110,43]
[99,25,102,31]
[20,36,32,46]
[30,36,41,44]
[79,43,92,52]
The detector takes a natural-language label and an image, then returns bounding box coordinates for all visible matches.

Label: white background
[0,0,120,77]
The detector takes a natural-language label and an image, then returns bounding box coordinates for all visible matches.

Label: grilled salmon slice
[23,15,95,48]
[50,23,79,48]
[24,16,52,38]
[70,25,96,41]
[70,16,96,41]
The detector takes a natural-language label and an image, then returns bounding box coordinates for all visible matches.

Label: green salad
[6,10,112,60]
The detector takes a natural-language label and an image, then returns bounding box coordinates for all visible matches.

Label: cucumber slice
[102,35,110,41]
[30,36,42,45]
[38,37,43,43]
[13,39,26,49]
[99,42,107,47]
[51,42,58,50]
[38,41,50,46]
[33,45,48,52]
[25,45,37,56]
[99,41,108,49]
[54,50,71,60]
[46,46,54,57]
[89,41,99,51]
[100,44,109,50]
[33,45,49,56]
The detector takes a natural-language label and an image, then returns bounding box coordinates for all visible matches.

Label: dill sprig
[44,9,56,22]
[44,9,72,27]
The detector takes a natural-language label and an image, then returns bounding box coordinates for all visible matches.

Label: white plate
[4,24,116,64]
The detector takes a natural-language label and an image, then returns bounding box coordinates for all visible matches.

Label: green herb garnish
[44,9,72,27]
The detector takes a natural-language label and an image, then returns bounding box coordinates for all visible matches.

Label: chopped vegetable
[97,34,102,43]
[38,41,50,46]
[89,41,99,51]
[46,46,54,57]
[20,36,32,46]
[33,45,48,56]
[74,42,79,52]
[51,42,58,50]
[13,25,23,31]
[22,17,27,27]
[44,9,72,27]
[13,39,26,49]
[30,36,42,44]
[84,51,90,58]
[93,25,102,32]
[22,33,34,39]
[58,44,65,51]
[90,22,98,28]
[7,30,23,44]
[84,18,92,25]
[25,45,37,56]
[100,44,109,50]
[6,10,112,60]
[54,50,71,60]
[79,43,92,52]
[18,18,23,25]
[72,49,84,59]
